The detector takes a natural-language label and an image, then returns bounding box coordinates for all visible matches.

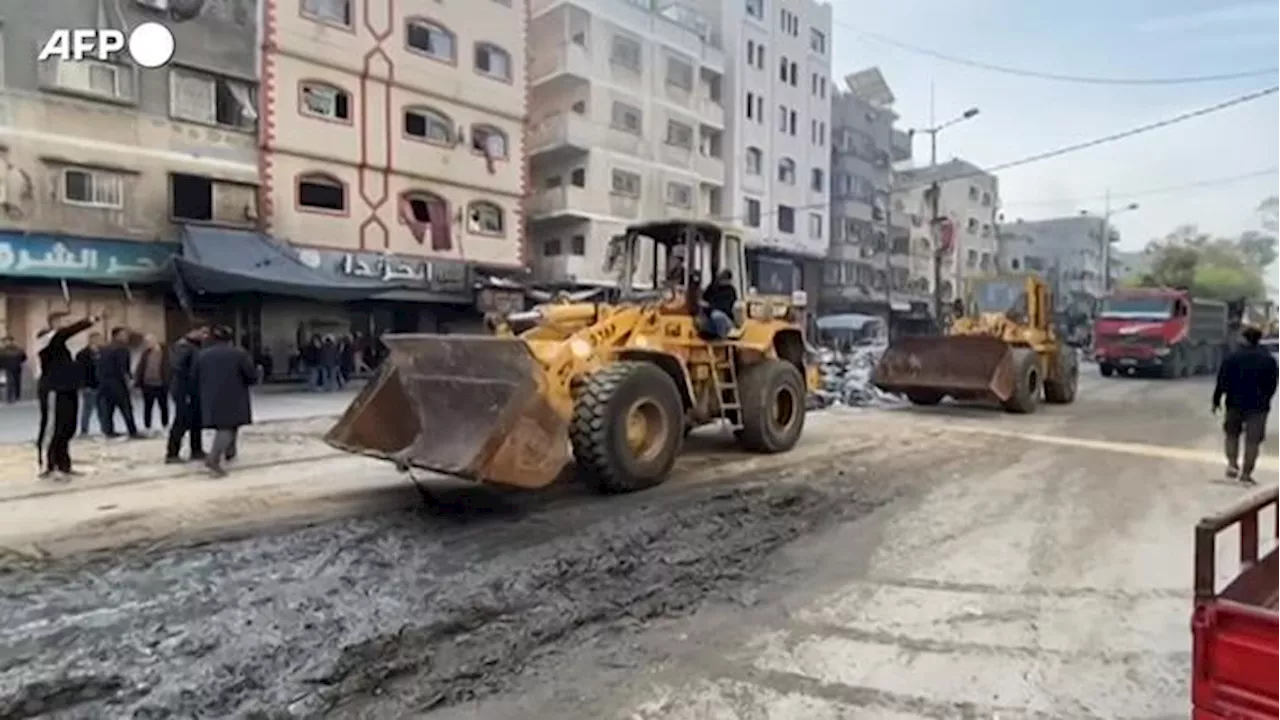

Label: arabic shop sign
[296,247,471,294]
[0,234,172,281]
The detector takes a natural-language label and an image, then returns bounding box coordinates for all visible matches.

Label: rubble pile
[809,345,904,409]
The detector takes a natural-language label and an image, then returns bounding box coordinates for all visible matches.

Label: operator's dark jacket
[1213,345,1279,413]
[702,281,737,317]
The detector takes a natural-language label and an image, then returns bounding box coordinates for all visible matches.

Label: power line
[1004,167,1279,209]
[838,22,1280,86]
[717,85,1279,224]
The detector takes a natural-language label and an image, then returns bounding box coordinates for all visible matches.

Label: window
[779,56,788,82]
[744,198,761,227]
[754,95,764,120]
[170,173,212,221]
[746,91,756,120]
[665,181,693,208]
[610,101,642,134]
[570,167,586,186]
[809,213,823,239]
[300,82,350,121]
[544,239,562,256]
[407,19,455,62]
[401,192,447,238]
[570,235,586,255]
[471,125,508,158]
[778,104,787,127]
[62,168,123,209]
[746,0,763,20]
[666,55,693,90]
[810,29,826,53]
[967,249,978,267]
[753,42,765,69]
[967,217,979,233]
[301,0,350,26]
[169,68,257,130]
[611,168,641,197]
[777,205,795,233]
[745,147,763,175]
[404,107,454,144]
[55,59,126,100]
[467,201,504,235]
[610,34,642,70]
[1011,257,1021,270]
[777,158,795,184]
[789,62,798,86]
[475,43,512,81]
[297,174,345,212]
[665,120,693,149]
[746,39,755,63]
[810,168,824,192]
[981,191,992,207]
[789,110,797,136]
[968,185,980,201]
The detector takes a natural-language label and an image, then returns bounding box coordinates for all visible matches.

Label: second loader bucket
[325,334,572,489]
[871,335,1017,405]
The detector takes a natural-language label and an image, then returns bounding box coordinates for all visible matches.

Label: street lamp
[1082,194,1139,293]
[906,107,982,321]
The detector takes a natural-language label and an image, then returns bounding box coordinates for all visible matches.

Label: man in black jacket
[35,312,97,479]
[96,326,142,439]
[194,325,256,477]
[166,323,208,463]
[700,269,738,339]
[1213,326,1280,484]
[74,332,105,436]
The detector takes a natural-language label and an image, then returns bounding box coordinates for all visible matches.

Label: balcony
[529,186,591,219]
[530,43,591,90]
[694,152,724,182]
[890,128,913,162]
[528,113,596,161]
[696,97,725,127]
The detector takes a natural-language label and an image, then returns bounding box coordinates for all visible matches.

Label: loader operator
[700,269,738,339]
[1213,325,1279,485]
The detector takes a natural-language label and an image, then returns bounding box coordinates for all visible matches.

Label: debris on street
[810,345,904,409]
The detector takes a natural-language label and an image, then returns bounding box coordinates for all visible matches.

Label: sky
[831,0,1280,253]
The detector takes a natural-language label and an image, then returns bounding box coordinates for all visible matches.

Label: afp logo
[37,22,176,69]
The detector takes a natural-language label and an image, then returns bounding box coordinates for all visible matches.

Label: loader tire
[570,361,684,493]
[737,360,806,453]
[1043,350,1078,404]
[1002,351,1040,414]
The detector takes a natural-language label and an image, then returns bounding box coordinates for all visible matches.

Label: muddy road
[0,369,1274,719]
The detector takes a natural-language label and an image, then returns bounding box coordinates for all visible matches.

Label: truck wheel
[570,361,684,493]
[1099,363,1114,378]
[737,359,806,453]
[906,391,944,406]
[1044,350,1078,404]
[1002,351,1040,414]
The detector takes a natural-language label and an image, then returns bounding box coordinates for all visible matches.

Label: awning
[171,225,393,302]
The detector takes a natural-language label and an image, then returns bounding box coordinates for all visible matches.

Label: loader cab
[607,220,747,308]
[966,275,1054,332]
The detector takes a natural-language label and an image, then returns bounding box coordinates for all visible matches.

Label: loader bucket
[871,335,1017,405]
[324,334,572,489]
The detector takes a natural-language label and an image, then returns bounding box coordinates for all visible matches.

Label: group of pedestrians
[32,313,258,481]
[299,334,364,392]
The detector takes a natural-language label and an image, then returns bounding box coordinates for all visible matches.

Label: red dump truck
[1095,288,1228,378]
[1192,487,1278,719]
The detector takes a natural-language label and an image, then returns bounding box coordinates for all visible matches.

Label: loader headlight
[570,338,593,358]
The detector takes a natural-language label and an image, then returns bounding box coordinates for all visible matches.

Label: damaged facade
[0,0,259,395]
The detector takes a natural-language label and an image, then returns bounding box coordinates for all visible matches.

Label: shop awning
[171,225,393,302]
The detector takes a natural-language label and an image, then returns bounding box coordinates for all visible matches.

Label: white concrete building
[896,159,1000,303]
[705,0,832,295]
[527,0,728,286]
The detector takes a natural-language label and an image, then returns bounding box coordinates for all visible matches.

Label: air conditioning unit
[136,0,169,10]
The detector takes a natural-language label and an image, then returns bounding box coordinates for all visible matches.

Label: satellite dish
[168,0,205,21]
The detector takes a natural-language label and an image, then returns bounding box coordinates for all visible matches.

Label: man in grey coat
[193,325,256,477]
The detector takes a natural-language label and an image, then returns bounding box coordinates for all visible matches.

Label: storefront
[170,225,497,381]
[0,232,174,397]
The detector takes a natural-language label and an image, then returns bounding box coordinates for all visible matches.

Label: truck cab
[1095,288,1227,378]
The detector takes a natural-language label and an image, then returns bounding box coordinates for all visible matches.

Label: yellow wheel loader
[326,220,816,493]
[871,274,1078,414]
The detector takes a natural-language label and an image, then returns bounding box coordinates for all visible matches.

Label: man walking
[166,323,207,463]
[74,332,105,436]
[1213,325,1279,484]
[135,333,170,431]
[35,312,96,479]
[0,335,26,403]
[194,325,256,477]
[96,326,142,439]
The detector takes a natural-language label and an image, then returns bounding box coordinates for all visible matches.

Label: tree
[1132,199,1277,301]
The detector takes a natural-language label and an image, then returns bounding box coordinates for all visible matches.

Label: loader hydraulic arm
[528,305,656,415]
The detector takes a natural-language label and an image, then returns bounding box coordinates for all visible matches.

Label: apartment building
[248,0,528,354]
[526,0,727,287]
[823,67,917,317]
[997,215,1116,315]
[0,0,259,393]
[713,0,832,295]
[896,159,1000,305]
